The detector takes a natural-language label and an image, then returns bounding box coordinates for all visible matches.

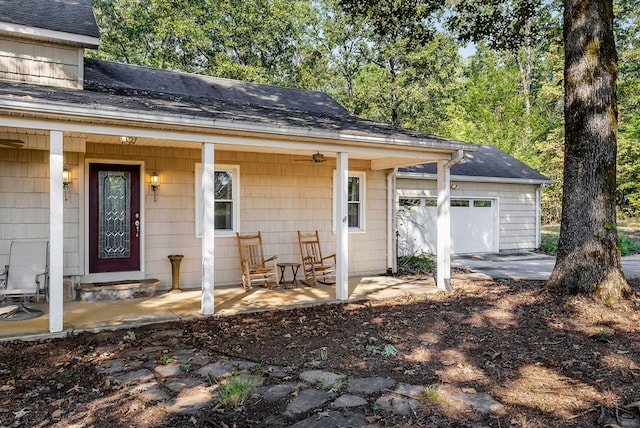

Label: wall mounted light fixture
[150,171,160,202]
[120,136,137,145]
[450,183,458,190]
[62,167,72,200]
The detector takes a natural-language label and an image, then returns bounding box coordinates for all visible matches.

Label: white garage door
[398,197,498,255]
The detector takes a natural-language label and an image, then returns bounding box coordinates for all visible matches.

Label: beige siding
[82,146,389,289]
[397,178,540,251]
[0,37,83,88]
[0,148,81,276]
[1,140,391,291]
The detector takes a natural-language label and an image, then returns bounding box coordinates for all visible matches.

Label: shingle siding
[0,142,390,289]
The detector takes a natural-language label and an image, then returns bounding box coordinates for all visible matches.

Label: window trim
[195,163,240,237]
[333,170,366,232]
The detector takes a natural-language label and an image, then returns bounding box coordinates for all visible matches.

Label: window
[473,200,492,208]
[348,175,362,229]
[214,171,234,230]
[400,198,422,207]
[334,171,366,231]
[195,164,239,236]
[451,199,470,207]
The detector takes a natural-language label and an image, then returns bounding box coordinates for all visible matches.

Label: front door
[89,163,141,273]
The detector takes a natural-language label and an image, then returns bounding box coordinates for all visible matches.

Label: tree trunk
[547,0,631,303]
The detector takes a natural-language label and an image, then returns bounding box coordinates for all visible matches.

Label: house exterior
[397,145,553,255]
[0,0,477,333]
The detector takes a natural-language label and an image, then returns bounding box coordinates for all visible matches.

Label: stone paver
[256,382,296,402]
[129,381,170,402]
[284,388,334,417]
[347,376,394,394]
[155,363,183,378]
[333,394,368,408]
[375,383,425,417]
[164,385,213,414]
[93,350,509,426]
[454,391,507,416]
[299,370,346,386]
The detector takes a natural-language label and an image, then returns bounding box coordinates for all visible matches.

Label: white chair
[0,240,49,319]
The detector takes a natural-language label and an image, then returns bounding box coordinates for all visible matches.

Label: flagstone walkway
[94,327,504,427]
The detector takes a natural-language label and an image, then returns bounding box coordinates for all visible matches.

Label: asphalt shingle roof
[0,57,473,150]
[84,58,350,117]
[0,0,99,38]
[399,144,552,182]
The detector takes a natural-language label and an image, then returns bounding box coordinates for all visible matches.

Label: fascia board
[0,97,475,155]
[0,21,100,48]
[397,171,554,185]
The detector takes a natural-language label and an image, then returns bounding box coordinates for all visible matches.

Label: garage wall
[396,178,540,252]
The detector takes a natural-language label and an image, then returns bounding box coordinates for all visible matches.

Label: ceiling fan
[293,151,327,164]
[0,139,25,148]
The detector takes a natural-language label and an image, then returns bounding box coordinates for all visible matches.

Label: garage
[396,144,553,256]
[398,197,498,255]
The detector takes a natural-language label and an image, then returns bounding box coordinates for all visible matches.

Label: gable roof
[0,0,99,39]
[398,144,552,184]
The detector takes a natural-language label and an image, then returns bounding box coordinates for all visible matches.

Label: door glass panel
[400,198,421,207]
[98,171,131,259]
[451,199,470,207]
[473,200,493,207]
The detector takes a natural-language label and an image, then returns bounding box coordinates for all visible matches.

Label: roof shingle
[0,0,99,38]
[399,144,551,182]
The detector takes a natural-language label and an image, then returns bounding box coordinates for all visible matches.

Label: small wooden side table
[277,262,301,288]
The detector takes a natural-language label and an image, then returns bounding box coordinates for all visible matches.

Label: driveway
[452,252,640,280]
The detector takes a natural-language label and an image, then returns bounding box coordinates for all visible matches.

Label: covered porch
[0,58,478,336]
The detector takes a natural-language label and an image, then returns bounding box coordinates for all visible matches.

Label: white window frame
[333,170,366,232]
[195,163,240,237]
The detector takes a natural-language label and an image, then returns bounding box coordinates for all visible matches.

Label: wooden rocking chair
[297,230,336,286]
[236,232,279,289]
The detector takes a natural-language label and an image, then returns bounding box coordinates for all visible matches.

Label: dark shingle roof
[0,58,472,150]
[399,144,552,183]
[84,58,350,117]
[0,0,99,38]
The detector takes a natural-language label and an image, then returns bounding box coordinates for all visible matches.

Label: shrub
[397,251,435,275]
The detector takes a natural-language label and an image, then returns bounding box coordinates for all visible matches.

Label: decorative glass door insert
[98,171,131,259]
[89,164,141,273]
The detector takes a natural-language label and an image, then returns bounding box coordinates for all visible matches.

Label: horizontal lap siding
[396,178,540,251]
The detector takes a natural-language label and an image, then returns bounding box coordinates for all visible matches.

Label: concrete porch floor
[1,274,475,341]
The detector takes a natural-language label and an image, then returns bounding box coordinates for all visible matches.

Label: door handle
[134,212,140,237]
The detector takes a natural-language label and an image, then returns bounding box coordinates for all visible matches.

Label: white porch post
[201,143,215,315]
[49,130,64,332]
[336,152,348,300]
[436,160,453,291]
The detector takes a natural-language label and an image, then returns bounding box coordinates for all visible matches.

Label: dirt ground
[1,277,639,427]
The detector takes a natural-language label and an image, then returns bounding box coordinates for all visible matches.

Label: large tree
[547,0,630,303]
